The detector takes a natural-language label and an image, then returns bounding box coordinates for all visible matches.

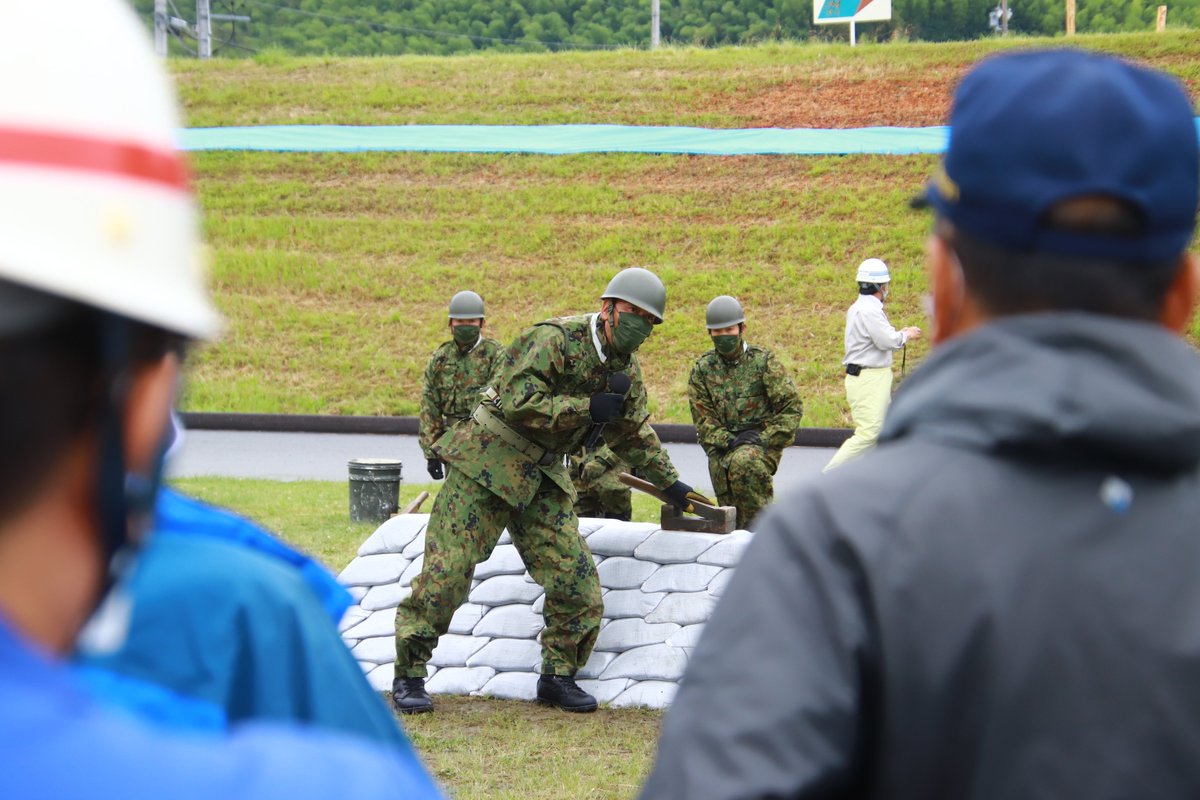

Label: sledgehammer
[617,473,737,534]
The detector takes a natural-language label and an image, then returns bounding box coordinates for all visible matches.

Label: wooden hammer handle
[617,473,718,513]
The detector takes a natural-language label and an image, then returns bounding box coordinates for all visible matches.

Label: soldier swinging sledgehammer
[392,267,705,714]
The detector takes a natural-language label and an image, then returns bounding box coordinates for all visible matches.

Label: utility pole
[154,0,168,56]
[651,0,661,48]
[1066,0,1076,35]
[1000,0,1008,35]
[197,0,212,59]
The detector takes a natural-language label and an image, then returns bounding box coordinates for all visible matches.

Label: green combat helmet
[448,290,485,319]
[705,296,745,329]
[601,267,666,323]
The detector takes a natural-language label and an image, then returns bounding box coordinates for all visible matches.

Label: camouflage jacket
[418,337,502,458]
[687,343,803,460]
[435,314,678,508]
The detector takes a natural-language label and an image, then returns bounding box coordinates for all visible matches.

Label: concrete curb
[181,412,852,448]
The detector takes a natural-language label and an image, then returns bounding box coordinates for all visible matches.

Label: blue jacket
[1,613,442,799]
[76,490,407,751]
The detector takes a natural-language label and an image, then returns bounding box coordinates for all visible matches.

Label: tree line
[132,0,1200,55]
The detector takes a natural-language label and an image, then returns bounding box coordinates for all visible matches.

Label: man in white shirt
[824,259,921,471]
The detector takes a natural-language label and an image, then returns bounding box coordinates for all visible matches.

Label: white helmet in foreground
[0,0,220,340]
[856,258,891,285]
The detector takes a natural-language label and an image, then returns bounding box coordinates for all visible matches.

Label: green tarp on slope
[179,124,952,155]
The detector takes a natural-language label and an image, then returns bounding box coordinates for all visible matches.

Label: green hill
[177,34,1200,426]
[133,0,1200,55]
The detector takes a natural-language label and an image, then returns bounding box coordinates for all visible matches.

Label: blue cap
[920,50,1199,264]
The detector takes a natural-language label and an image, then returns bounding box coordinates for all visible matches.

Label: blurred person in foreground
[75,425,410,746]
[641,49,1200,800]
[0,2,440,797]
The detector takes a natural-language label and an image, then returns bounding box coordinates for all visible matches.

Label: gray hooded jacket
[642,313,1200,800]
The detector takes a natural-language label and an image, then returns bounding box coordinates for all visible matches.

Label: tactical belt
[471,401,560,467]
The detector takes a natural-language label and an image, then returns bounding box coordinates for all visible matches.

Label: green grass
[170,476,664,570]
[176,33,1200,426]
[170,476,405,568]
[173,34,1200,127]
[401,695,662,799]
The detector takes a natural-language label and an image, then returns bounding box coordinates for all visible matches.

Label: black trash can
[348,458,402,523]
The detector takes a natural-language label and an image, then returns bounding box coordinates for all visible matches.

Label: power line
[240,0,638,51]
[217,38,258,53]
[167,25,199,56]
[172,25,259,54]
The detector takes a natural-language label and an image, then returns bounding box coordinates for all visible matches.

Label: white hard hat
[856,258,891,284]
[0,0,221,340]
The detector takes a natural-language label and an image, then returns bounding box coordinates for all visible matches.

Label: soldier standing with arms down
[419,291,502,481]
[823,259,921,471]
[394,268,706,714]
[687,296,802,529]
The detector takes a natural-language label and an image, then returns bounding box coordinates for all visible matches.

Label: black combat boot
[536,674,598,713]
[392,677,433,715]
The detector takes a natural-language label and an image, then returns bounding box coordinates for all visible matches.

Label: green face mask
[452,325,480,347]
[712,334,741,356]
[611,310,653,355]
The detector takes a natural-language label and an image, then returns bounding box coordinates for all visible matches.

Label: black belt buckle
[846,364,863,376]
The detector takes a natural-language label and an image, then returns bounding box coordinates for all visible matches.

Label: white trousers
[823,367,893,472]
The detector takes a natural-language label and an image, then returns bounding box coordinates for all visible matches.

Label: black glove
[426,458,444,480]
[664,480,696,511]
[730,428,761,450]
[589,392,625,423]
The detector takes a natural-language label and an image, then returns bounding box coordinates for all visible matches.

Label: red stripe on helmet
[0,126,189,190]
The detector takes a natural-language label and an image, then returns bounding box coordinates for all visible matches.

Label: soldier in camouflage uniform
[569,442,633,522]
[687,295,802,530]
[418,291,503,481]
[393,268,705,714]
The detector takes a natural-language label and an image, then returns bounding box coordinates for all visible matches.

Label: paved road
[168,430,837,496]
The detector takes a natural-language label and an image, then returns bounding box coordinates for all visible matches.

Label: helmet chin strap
[95,315,132,597]
[76,316,173,657]
[92,314,168,602]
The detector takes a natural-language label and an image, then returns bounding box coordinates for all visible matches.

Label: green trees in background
[131,0,1199,53]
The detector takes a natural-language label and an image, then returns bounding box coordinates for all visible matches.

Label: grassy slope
[176,34,1200,126]
[191,151,934,424]
[178,34,1200,426]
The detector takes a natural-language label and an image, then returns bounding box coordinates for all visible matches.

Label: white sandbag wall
[338,514,752,709]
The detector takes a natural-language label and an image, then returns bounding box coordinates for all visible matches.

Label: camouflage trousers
[569,450,632,521]
[575,486,632,522]
[394,467,603,678]
[708,444,782,531]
